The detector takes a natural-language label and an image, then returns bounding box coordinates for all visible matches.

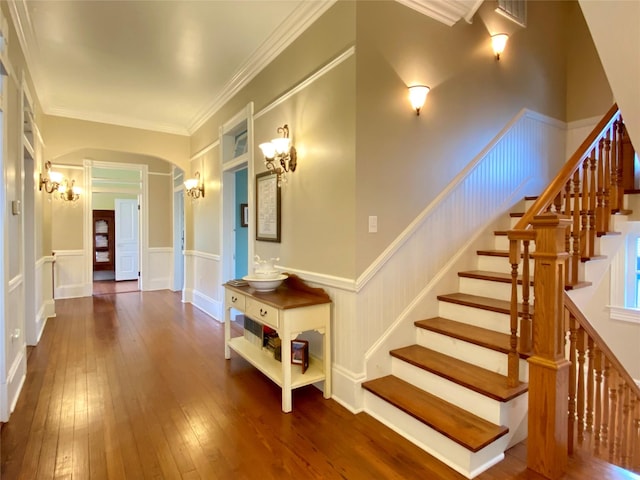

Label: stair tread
[459,270,534,285]
[390,345,528,402]
[362,375,509,452]
[437,292,531,315]
[415,316,530,359]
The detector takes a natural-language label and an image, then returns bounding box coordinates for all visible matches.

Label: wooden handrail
[513,103,620,231]
[564,293,640,401]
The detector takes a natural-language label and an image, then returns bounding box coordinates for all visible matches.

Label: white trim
[395,0,479,26]
[52,249,85,256]
[149,247,173,253]
[147,171,172,177]
[275,265,355,292]
[254,46,355,121]
[8,274,23,292]
[184,250,220,261]
[186,288,221,322]
[355,109,561,291]
[6,349,26,416]
[190,139,220,162]
[37,255,55,266]
[188,0,336,134]
[608,305,640,324]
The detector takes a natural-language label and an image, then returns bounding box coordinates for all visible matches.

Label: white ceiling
[8,0,334,136]
[7,0,478,137]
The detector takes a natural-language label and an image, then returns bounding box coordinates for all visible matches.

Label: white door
[115,199,139,281]
[173,190,184,291]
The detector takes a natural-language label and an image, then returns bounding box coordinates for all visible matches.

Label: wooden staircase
[363,201,534,479]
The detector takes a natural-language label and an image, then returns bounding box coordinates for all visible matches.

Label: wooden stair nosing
[436,292,533,317]
[390,345,528,402]
[362,375,509,452]
[458,270,534,286]
[415,316,530,360]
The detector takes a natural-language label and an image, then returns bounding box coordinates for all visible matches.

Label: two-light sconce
[259,124,297,187]
[39,161,81,202]
[184,171,205,199]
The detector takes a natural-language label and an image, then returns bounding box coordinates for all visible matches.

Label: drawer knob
[260,308,268,317]
[231,296,237,303]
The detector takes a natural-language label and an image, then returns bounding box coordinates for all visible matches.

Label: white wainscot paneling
[53,250,89,299]
[184,251,221,321]
[360,110,567,411]
[32,256,55,345]
[147,248,173,291]
[2,276,26,421]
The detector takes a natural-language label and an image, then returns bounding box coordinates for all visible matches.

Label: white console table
[223,275,332,413]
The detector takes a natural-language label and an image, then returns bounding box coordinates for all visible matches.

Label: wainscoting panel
[147,247,173,291]
[32,256,55,345]
[2,276,26,421]
[184,250,222,321]
[53,250,90,299]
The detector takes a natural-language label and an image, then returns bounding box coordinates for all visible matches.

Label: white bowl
[254,270,280,279]
[243,274,288,292]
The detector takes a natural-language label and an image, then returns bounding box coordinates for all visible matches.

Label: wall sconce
[408,85,430,116]
[58,179,81,202]
[39,161,63,194]
[259,124,297,186]
[184,171,205,199]
[491,33,509,60]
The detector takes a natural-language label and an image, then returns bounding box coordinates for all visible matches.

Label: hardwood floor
[92,280,139,295]
[1,291,638,479]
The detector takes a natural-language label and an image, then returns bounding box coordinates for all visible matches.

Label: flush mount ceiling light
[408,85,430,116]
[259,124,297,187]
[39,161,63,194]
[184,171,205,199]
[491,33,509,60]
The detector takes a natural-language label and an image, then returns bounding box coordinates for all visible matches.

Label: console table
[223,275,332,413]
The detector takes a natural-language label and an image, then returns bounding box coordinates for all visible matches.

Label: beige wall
[187,146,219,253]
[92,192,137,210]
[566,1,613,121]
[148,173,172,248]
[42,115,190,170]
[51,166,85,251]
[352,0,610,274]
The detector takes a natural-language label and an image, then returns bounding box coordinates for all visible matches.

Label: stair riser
[438,301,511,335]
[459,277,525,303]
[476,255,534,273]
[391,358,529,450]
[493,235,537,252]
[364,391,508,478]
[391,357,505,424]
[416,329,529,383]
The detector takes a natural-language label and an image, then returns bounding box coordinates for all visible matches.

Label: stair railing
[507,104,624,387]
[565,294,640,473]
[507,104,633,478]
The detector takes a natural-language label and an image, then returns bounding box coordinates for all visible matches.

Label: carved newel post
[527,214,571,479]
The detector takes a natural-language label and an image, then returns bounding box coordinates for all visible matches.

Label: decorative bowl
[243,274,288,292]
[253,270,280,279]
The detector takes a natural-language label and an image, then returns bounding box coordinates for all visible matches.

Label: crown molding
[187,0,336,135]
[394,0,480,26]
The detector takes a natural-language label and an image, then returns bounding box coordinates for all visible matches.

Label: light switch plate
[11,200,21,215]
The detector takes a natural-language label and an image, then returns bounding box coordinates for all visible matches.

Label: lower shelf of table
[227,336,325,389]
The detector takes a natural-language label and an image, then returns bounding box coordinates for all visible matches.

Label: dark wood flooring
[1,290,638,479]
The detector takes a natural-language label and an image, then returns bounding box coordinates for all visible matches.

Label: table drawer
[225,290,246,311]
[245,297,279,329]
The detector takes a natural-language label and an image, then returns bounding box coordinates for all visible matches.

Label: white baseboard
[55,283,91,299]
[2,349,27,421]
[145,277,172,291]
[331,364,366,413]
[186,288,222,322]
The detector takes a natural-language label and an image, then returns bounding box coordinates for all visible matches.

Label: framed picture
[240,203,248,227]
[291,339,309,374]
[233,130,248,158]
[255,171,281,242]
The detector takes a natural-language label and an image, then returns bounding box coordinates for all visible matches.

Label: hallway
[1,291,636,479]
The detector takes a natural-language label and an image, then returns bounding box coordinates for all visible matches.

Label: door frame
[83,160,147,294]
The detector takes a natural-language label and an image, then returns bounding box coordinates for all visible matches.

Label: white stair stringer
[390,357,528,448]
[363,391,509,479]
[416,328,529,382]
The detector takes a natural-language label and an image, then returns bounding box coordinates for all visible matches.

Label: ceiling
[7,0,479,137]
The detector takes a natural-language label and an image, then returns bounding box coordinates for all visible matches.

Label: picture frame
[291,339,309,374]
[233,130,248,158]
[255,171,281,242]
[240,203,248,227]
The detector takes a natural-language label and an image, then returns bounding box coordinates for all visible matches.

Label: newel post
[527,214,571,479]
